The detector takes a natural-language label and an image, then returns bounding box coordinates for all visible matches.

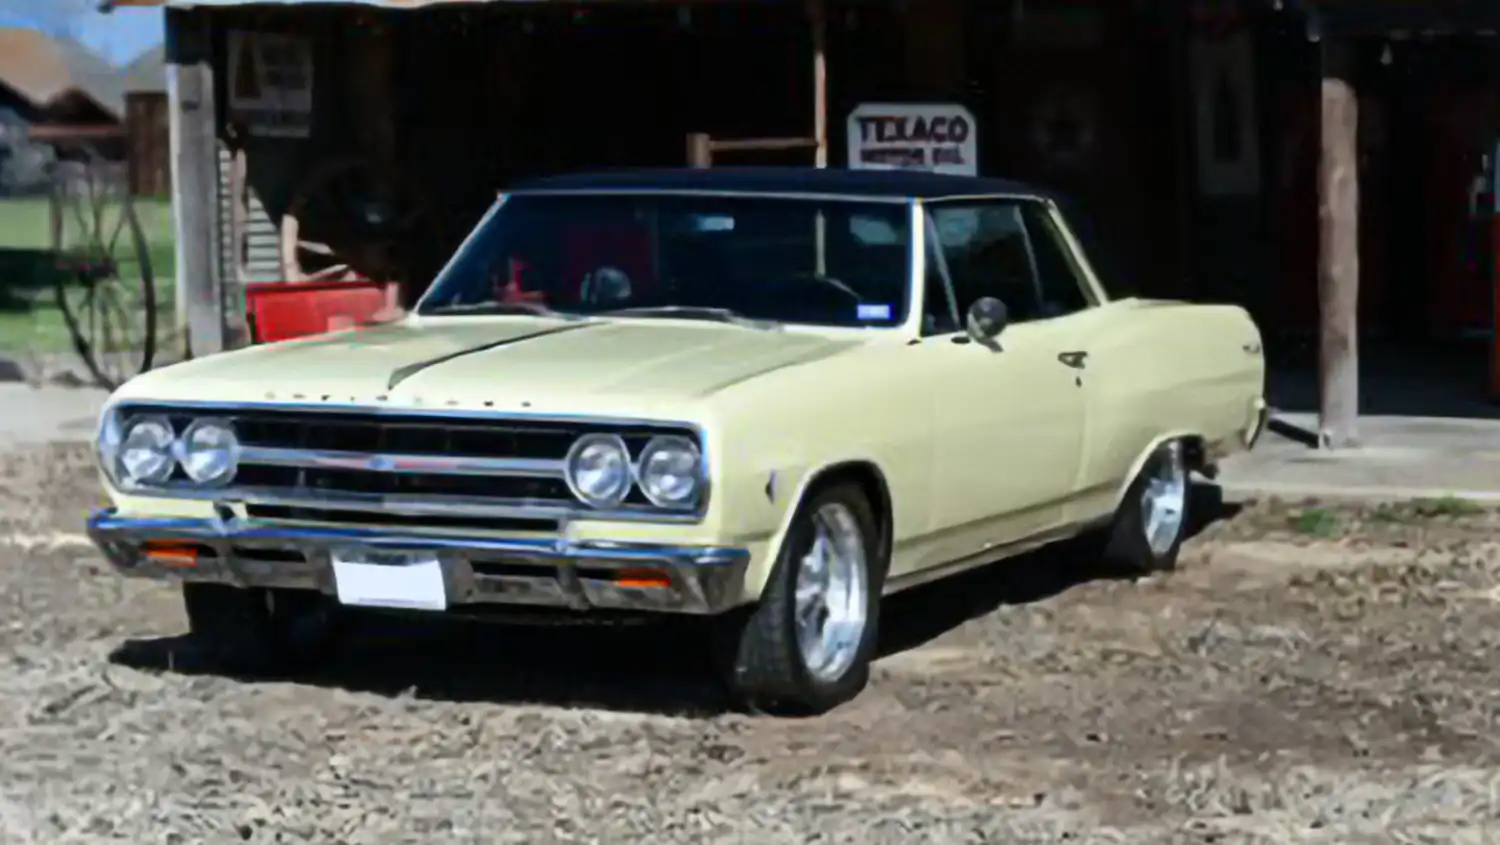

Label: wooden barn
[100,0,1500,442]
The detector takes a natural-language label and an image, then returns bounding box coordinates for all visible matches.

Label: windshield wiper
[422,300,588,321]
[600,305,780,331]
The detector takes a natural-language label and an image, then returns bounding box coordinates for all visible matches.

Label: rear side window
[1019,204,1093,315]
[923,199,1095,328]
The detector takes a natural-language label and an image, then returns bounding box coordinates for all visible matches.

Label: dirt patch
[1,446,1497,843]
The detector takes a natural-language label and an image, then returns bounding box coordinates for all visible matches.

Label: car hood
[114,317,863,417]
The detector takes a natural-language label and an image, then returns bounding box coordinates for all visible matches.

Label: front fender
[740,455,896,598]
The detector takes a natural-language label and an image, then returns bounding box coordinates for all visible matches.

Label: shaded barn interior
[210,0,1191,326]
[178,0,1500,416]
[215,2,824,311]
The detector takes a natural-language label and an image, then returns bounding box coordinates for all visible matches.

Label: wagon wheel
[51,156,157,390]
[281,156,444,304]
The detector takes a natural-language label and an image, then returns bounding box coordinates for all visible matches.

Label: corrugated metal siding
[216,143,282,343]
[216,143,282,284]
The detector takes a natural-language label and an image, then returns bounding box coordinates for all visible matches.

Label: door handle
[1057,350,1088,370]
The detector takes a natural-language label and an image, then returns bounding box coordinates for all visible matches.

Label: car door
[914,198,1094,567]
[1016,200,1160,527]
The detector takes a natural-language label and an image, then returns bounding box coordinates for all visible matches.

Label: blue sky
[0,1,164,66]
[76,8,165,65]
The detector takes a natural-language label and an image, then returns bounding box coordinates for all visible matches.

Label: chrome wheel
[793,501,869,683]
[1140,441,1188,557]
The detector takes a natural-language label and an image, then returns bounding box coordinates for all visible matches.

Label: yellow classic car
[87,168,1267,714]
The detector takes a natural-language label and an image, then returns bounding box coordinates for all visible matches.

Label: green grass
[0,197,60,250]
[1289,507,1342,538]
[1369,495,1486,523]
[0,196,176,355]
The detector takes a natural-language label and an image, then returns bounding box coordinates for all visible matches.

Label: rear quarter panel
[1071,299,1265,520]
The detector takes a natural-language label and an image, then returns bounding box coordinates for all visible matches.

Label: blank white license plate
[331,549,447,611]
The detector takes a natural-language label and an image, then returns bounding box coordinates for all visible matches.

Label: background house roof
[0,28,164,121]
[120,45,165,95]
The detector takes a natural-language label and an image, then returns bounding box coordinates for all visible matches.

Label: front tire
[182,584,343,675]
[714,481,885,715]
[1102,439,1191,576]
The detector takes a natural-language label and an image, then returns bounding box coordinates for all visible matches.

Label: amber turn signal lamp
[613,567,671,589]
[142,541,199,568]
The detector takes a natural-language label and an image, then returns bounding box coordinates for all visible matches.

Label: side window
[1020,203,1094,316]
[927,202,1046,325]
[922,236,958,335]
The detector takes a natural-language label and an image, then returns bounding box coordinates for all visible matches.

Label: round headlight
[117,416,175,486]
[636,435,702,508]
[177,418,240,486]
[565,434,633,508]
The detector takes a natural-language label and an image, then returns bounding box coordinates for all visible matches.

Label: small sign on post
[846,103,978,177]
[226,30,314,139]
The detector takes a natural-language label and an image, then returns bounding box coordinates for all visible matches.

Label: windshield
[416,193,913,328]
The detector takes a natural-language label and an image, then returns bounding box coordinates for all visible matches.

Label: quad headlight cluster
[565,433,704,511]
[99,412,240,490]
[97,407,701,513]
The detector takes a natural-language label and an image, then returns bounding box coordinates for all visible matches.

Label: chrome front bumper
[1246,398,1271,450]
[86,509,750,615]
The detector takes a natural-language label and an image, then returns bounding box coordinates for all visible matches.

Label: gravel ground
[2,441,1498,844]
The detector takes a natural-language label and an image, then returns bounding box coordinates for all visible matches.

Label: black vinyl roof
[510,167,1055,201]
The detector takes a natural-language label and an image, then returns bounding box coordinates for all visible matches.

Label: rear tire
[712,481,885,716]
[1102,439,1191,576]
[182,584,343,675]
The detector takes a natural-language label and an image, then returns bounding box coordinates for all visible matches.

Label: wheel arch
[749,459,894,597]
[1107,430,1207,514]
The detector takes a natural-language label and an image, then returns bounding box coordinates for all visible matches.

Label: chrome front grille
[113,403,704,522]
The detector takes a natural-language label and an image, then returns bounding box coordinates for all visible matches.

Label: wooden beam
[24,125,123,141]
[707,137,819,153]
[167,8,225,358]
[686,132,712,168]
[808,0,827,168]
[1317,42,1359,448]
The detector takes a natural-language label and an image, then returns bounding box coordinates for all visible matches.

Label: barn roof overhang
[101,0,761,8]
[1279,0,1500,38]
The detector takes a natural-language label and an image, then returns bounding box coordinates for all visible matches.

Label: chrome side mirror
[965,296,1009,346]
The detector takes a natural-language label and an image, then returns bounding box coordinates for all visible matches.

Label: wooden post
[226,140,246,287]
[1317,42,1359,448]
[1168,1,1196,298]
[686,132,712,168]
[166,8,224,358]
[808,0,827,168]
[1492,135,1500,401]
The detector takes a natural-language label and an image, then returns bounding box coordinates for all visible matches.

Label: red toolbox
[244,279,401,344]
